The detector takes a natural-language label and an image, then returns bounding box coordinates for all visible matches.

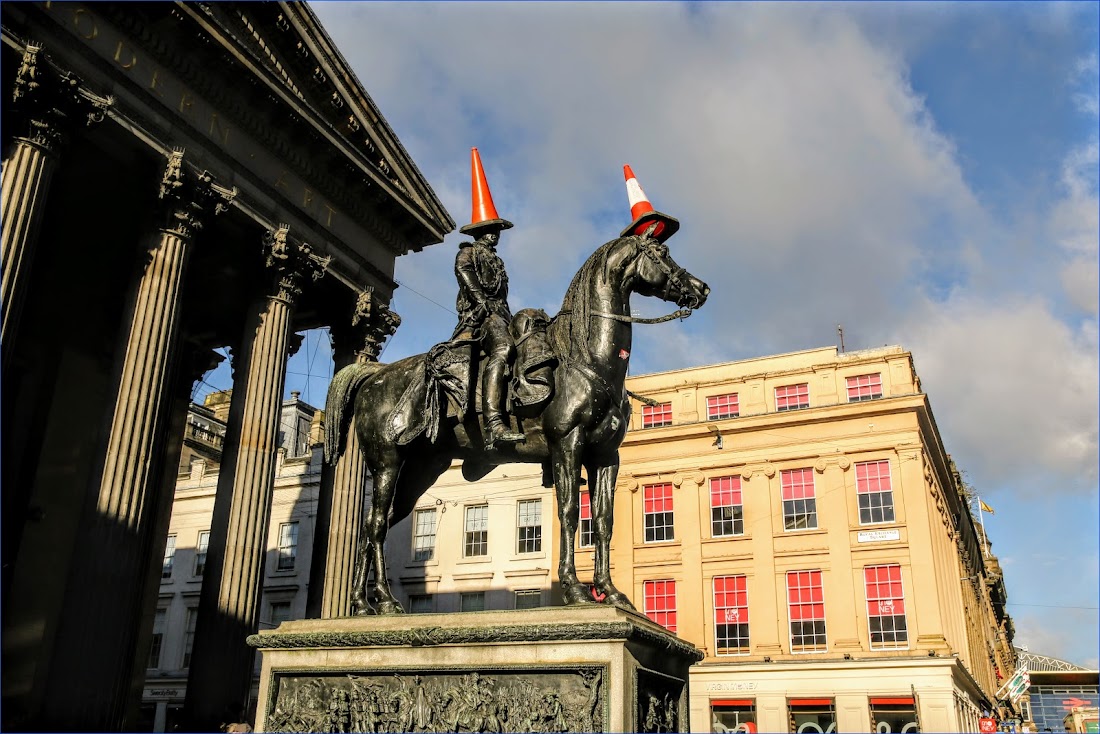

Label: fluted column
[185,225,329,728]
[1,44,112,366]
[39,152,233,730]
[306,289,400,619]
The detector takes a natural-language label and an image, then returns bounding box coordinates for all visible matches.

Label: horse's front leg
[553,429,594,605]
[589,454,636,611]
[367,465,404,614]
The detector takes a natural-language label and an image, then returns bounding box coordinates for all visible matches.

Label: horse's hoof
[562,583,598,606]
[377,600,405,615]
[603,591,637,612]
[351,601,373,616]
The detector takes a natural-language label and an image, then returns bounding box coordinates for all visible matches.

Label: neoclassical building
[0,2,451,730]
[385,345,1018,733]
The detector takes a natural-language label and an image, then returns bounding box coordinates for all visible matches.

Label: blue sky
[198,1,1098,668]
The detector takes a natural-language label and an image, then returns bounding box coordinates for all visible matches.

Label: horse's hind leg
[552,429,594,605]
[349,520,373,615]
[367,463,404,614]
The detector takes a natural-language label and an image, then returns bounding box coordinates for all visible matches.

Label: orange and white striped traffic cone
[620,164,679,242]
[459,147,514,236]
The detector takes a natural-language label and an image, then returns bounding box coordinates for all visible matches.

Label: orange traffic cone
[459,147,514,236]
[620,164,679,242]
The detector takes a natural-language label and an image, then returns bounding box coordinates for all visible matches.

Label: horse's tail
[325,361,385,464]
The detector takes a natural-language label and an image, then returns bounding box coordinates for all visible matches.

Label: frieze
[247,621,704,663]
[265,667,605,734]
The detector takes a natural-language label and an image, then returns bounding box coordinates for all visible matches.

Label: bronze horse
[325,231,709,614]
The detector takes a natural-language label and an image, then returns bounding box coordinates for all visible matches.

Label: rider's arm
[455,249,491,317]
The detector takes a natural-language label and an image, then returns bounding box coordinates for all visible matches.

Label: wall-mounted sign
[146,688,182,700]
[705,681,758,692]
[858,529,901,543]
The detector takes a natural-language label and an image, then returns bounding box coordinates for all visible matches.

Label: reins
[590,308,693,324]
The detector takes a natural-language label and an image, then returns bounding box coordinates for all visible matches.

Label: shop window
[710,476,744,537]
[713,575,749,655]
[711,699,756,732]
[856,460,895,525]
[847,373,883,402]
[781,468,817,531]
[869,697,918,732]
[644,483,675,543]
[643,579,677,632]
[642,401,673,428]
[579,491,594,548]
[788,698,835,733]
[707,392,740,420]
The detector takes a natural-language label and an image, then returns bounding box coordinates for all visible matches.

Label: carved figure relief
[265,667,605,733]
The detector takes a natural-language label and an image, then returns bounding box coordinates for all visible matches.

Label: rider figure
[454,148,524,449]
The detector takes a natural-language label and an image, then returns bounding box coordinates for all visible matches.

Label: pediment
[180,1,453,243]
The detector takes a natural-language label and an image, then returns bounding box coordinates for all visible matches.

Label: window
[194,531,210,576]
[579,492,594,548]
[277,522,299,571]
[412,509,438,561]
[516,499,542,554]
[162,535,176,579]
[711,700,755,733]
[642,401,672,428]
[781,468,817,531]
[269,600,292,627]
[147,608,167,669]
[464,505,488,557]
[787,570,827,652]
[182,606,199,668]
[865,564,908,649]
[643,483,675,543]
[710,476,744,537]
[856,460,895,525]
[707,393,740,420]
[869,697,918,732]
[514,590,542,609]
[788,699,835,733]
[409,594,434,614]
[460,591,485,612]
[775,383,809,411]
[713,575,749,655]
[846,373,883,402]
[643,579,677,632]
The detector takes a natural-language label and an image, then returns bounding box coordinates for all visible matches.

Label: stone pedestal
[249,605,702,733]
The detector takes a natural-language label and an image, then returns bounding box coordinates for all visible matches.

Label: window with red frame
[775,383,809,411]
[713,575,749,655]
[865,564,908,649]
[644,579,677,632]
[846,373,883,402]
[856,460,895,525]
[642,401,672,428]
[643,483,675,542]
[781,468,817,530]
[787,570,827,652]
[707,393,740,420]
[710,476,744,537]
[579,491,593,548]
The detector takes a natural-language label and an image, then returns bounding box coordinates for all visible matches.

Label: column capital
[331,286,401,363]
[11,43,113,153]
[262,224,331,304]
[157,149,237,240]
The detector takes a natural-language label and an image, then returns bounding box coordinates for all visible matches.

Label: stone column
[306,289,400,619]
[39,153,233,730]
[1,44,112,366]
[185,225,329,728]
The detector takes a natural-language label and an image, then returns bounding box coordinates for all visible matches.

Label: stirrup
[486,422,524,448]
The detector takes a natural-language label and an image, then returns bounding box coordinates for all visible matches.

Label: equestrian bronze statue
[325,158,709,614]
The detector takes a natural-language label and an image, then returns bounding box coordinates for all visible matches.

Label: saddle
[384,308,557,446]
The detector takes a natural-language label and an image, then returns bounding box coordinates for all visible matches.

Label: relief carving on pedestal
[635,669,683,734]
[265,667,605,733]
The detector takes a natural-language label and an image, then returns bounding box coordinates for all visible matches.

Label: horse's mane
[547,236,634,363]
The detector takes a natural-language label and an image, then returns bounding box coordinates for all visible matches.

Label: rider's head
[475,228,501,248]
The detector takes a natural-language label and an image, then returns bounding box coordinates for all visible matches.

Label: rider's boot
[484,358,523,449]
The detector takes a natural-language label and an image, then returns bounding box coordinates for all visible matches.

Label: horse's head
[626,234,710,311]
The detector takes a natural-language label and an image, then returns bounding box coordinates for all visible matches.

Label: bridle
[591,235,695,324]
